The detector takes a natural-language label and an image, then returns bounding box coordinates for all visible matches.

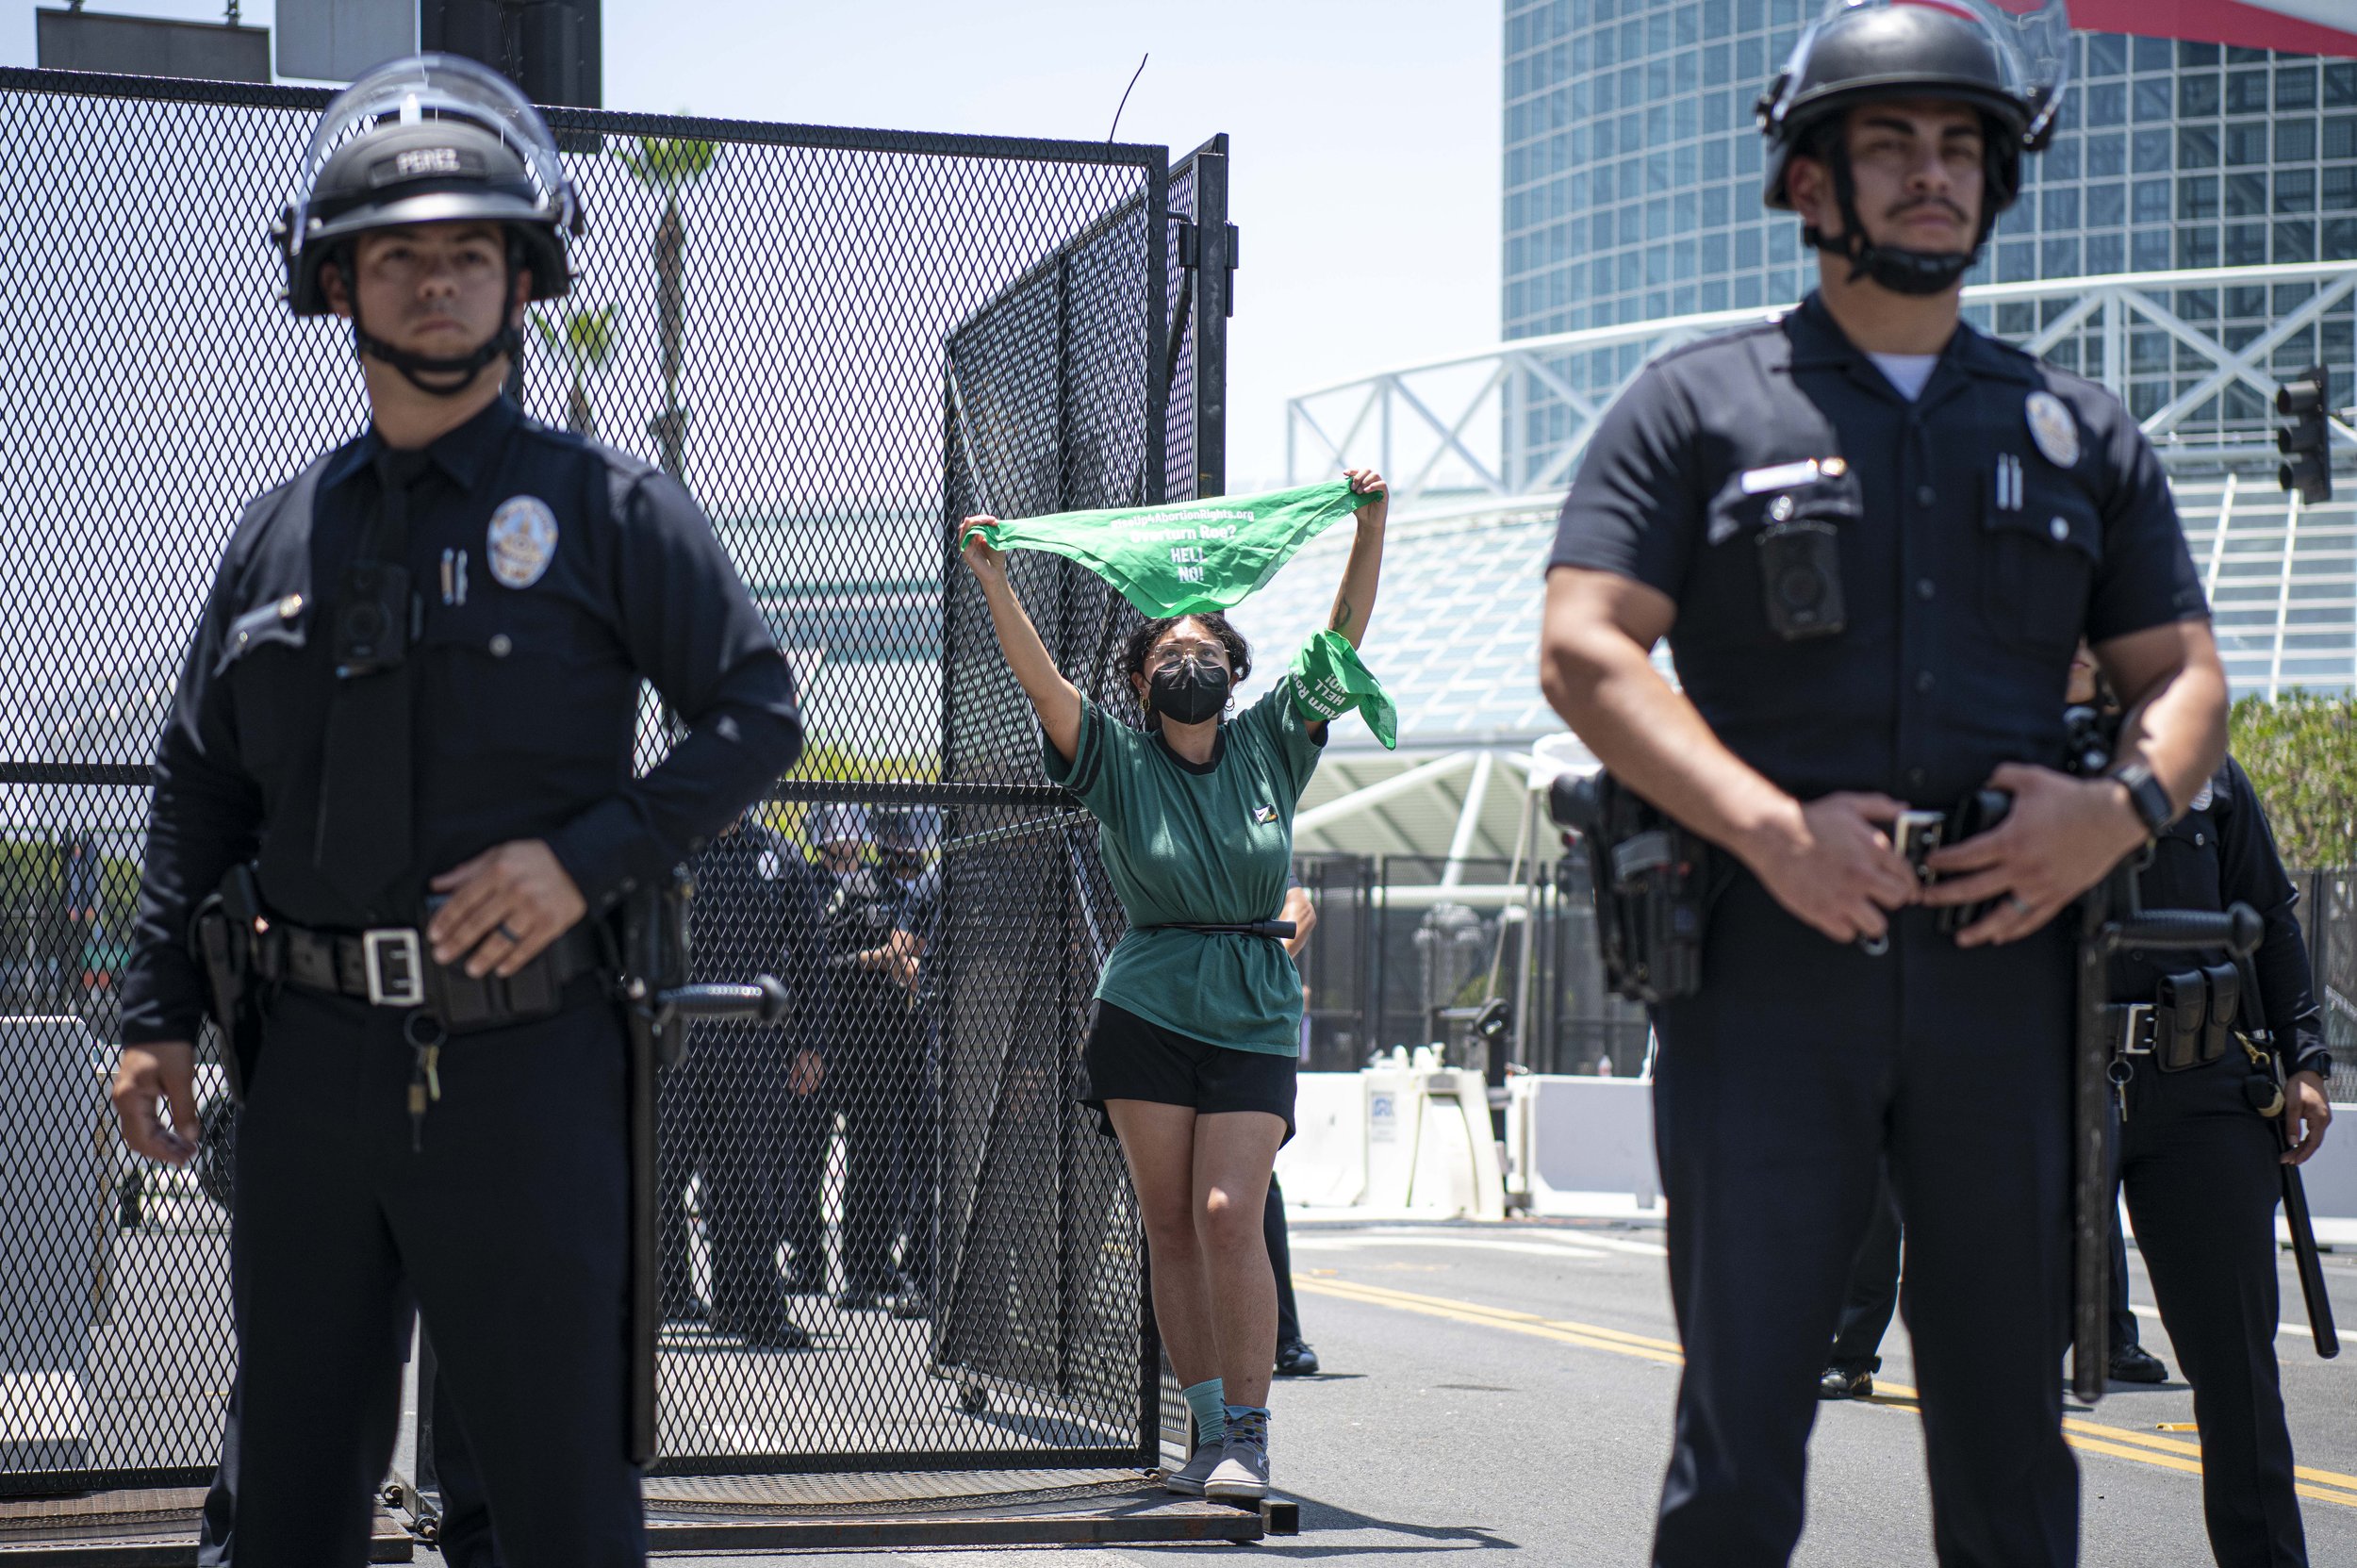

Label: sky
[3,0,1503,492]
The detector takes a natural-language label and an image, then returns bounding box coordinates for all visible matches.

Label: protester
[957,470,1389,1501]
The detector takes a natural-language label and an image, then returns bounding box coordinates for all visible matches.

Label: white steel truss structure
[1286,261,2357,517]
[1257,262,2357,865]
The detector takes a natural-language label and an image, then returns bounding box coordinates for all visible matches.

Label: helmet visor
[1771,0,2072,146]
[292,54,576,240]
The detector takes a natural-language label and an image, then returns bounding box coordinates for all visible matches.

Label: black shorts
[1080,999,1297,1143]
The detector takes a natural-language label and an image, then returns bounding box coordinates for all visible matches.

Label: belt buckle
[362,928,426,1008]
[2118,1002,2154,1056]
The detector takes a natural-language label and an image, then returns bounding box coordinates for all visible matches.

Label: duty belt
[2102,1002,2157,1057]
[272,918,604,1014]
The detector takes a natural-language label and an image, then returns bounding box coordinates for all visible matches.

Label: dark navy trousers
[1828,1178,2139,1371]
[2117,1048,2308,1567]
[200,1361,504,1568]
[227,985,643,1567]
[1650,875,2079,1568]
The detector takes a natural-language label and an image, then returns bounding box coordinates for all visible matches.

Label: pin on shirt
[1994,453,2024,512]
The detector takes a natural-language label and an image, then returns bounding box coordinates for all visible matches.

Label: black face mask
[1147,656,1230,725]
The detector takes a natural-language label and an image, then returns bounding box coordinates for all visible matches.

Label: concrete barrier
[1275,1050,1506,1220]
[2291,1101,2357,1247]
[1280,1073,1368,1208]
[1505,1073,1661,1219]
[0,1015,106,1471]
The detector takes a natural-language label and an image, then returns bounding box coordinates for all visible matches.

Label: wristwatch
[2106,761,2176,839]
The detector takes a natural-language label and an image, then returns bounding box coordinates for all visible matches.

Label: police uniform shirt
[1550,293,2206,808]
[818,865,933,1020]
[697,825,826,984]
[2119,755,2328,1077]
[122,396,801,1046]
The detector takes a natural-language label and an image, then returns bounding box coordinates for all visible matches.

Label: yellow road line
[1295,1274,2357,1510]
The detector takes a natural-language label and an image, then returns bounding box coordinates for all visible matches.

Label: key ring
[404,1010,448,1051]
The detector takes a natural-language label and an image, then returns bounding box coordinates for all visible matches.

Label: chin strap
[343,241,521,398]
[1802,134,1995,298]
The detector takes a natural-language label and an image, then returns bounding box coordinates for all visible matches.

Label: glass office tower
[1503,3,2357,333]
[1495,0,2357,695]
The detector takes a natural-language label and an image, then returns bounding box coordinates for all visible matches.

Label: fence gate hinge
[1173,219,1200,270]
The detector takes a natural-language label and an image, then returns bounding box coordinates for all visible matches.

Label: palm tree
[532,304,619,437]
[619,136,720,479]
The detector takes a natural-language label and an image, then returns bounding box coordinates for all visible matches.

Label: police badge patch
[2024,391,2080,469]
[486,496,558,589]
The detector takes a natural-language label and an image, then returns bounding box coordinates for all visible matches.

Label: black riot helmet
[1758,0,2071,295]
[275,55,581,393]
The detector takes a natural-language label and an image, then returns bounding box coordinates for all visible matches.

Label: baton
[2230,953,2340,1361]
[2072,897,2262,1403]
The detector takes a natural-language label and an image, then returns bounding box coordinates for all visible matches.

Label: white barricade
[1280,1073,1369,1208]
[2291,1101,2357,1247]
[1,1016,106,1471]
[1505,1073,1661,1219]
[1275,1049,1506,1220]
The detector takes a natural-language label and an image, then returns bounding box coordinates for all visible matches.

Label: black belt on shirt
[268,916,606,1027]
[1142,920,1297,941]
[2103,1002,2158,1057]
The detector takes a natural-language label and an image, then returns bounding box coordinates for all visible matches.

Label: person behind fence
[817,804,941,1313]
[957,468,1389,1502]
[873,807,945,1318]
[1538,3,2231,1562]
[107,55,799,1568]
[657,806,827,1349]
[774,803,867,1291]
[1270,879,1319,1378]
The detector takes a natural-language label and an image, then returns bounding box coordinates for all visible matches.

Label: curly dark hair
[1120,612,1252,687]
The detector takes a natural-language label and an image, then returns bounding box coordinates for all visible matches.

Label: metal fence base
[0,1477,1292,1558]
[639,1467,1271,1549]
[0,1489,412,1563]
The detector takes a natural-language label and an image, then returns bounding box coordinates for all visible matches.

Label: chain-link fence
[2295,868,2357,1105]
[0,66,1228,1496]
[1293,847,2351,1098]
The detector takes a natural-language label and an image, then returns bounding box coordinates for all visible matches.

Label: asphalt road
[416,1215,2357,1567]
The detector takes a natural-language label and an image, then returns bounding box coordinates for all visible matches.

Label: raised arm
[1326,470,1389,649]
[961,521,1083,764]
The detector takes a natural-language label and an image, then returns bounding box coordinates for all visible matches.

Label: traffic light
[2275,364,2333,505]
[421,1,602,108]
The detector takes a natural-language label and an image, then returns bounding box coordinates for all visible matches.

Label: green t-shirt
[1043,680,1325,1055]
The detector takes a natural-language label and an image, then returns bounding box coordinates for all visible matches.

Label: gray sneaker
[1162,1440,1223,1495]
[1204,1437,1269,1501]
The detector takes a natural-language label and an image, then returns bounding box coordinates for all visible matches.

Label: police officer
[658,808,827,1347]
[817,806,938,1311]
[108,56,799,1567]
[2085,654,2332,1566]
[1538,3,2229,1562]
[871,807,943,1316]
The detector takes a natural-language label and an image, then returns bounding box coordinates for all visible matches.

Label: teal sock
[1223,1403,1271,1446]
[1182,1378,1228,1446]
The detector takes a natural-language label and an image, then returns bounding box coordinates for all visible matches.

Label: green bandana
[1288,630,1398,750]
[964,479,1368,617]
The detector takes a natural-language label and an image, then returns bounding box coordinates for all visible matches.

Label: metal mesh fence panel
[0,66,1222,1491]
[2296,868,2357,1104]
